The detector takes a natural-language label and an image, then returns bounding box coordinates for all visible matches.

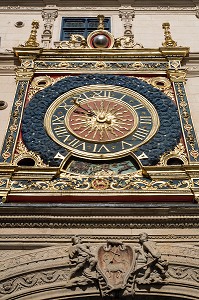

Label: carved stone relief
[41,6,58,48]
[0,234,198,300]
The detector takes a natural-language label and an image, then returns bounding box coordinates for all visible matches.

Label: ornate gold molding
[15,67,34,82]
[24,20,40,48]
[167,69,187,82]
[162,22,177,47]
[159,143,188,166]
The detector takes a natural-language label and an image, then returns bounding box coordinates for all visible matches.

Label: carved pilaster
[42,6,58,48]
[119,7,135,36]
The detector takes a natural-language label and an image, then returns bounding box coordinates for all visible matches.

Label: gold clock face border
[44,85,160,160]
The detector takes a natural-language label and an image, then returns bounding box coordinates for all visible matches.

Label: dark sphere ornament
[93,34,109,48]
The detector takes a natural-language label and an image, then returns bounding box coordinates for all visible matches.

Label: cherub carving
[136,233,168,284]
[66,236,97,286]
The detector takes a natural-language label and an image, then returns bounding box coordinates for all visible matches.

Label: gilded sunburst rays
[67,98,136,143]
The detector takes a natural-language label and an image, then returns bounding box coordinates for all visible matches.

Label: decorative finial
[97,15,105,30]
[162,22,177,47]
[25,20,40,47]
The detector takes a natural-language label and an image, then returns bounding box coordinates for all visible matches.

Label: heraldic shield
[97,241,136,293]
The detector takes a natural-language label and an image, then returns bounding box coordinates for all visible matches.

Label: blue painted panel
[60,17,111,41]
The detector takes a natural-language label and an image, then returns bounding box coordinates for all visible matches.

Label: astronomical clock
[0,17,199,203]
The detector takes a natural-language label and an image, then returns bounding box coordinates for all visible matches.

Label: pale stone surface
[185,78,199,141]
[0,74,16,151]
[0,4,199,300]
[0,9,199,50]
[0,12,43,51]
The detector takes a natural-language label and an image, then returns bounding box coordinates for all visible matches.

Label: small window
[60,17,111,41]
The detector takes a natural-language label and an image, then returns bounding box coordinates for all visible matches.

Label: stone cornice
[0,52,19,74]
[0,205,199,229]
[0,4,198,14]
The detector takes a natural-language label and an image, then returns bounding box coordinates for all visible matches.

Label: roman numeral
[91,91,103,97]
[121,141,133,149]
[140,116,152,124]
[74,93,88,102]
[102,90,111,97]
[54,126,68,137]
[68,139,86,150]
[132,104,144,110]
[93,144,111,153]
[52,115,65,125]
[59,101,73,111]
[133,128,149,140]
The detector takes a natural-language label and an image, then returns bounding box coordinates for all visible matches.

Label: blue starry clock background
[22,74,182,166]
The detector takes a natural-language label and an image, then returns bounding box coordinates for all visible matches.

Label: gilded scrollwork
[174,82,199,161]
[9,172,192,193]
[54,34,87,49]
[34,60,168,71]
[150,77,171,91]
[114,36,143,49]
[0,81,27,163]
[110,176,192,191]
[0,179,8,188]
[162,22,177,47]
[159,143,188,166]
[27,75,53,100]
[24,20,40,48]
[54,34,143,50]
[167,70,187,83]
[13,141,47,167]
[143,76,175,100]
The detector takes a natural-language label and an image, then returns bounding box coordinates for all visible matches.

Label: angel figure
[67,236,97,283]
[137,233,168,284]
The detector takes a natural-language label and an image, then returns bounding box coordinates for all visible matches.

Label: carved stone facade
[0,1,199,300]
[0,219,199,300]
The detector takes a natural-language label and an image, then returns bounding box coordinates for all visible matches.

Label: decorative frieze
[0,235,198,299]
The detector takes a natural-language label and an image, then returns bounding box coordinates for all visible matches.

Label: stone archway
[0,237,199,300]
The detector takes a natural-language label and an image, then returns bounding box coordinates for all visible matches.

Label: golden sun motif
[66,98,138,143]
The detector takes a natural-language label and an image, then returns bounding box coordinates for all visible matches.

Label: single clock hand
[73,98,96,117]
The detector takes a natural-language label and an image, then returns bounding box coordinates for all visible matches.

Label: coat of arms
[66,234,168,298]
[97,240,136,296]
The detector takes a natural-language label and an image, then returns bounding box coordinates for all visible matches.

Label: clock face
[44,85,159,160]
[22,74,182,166]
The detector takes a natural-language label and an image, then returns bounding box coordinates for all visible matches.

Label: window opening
[60,17,111,40]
